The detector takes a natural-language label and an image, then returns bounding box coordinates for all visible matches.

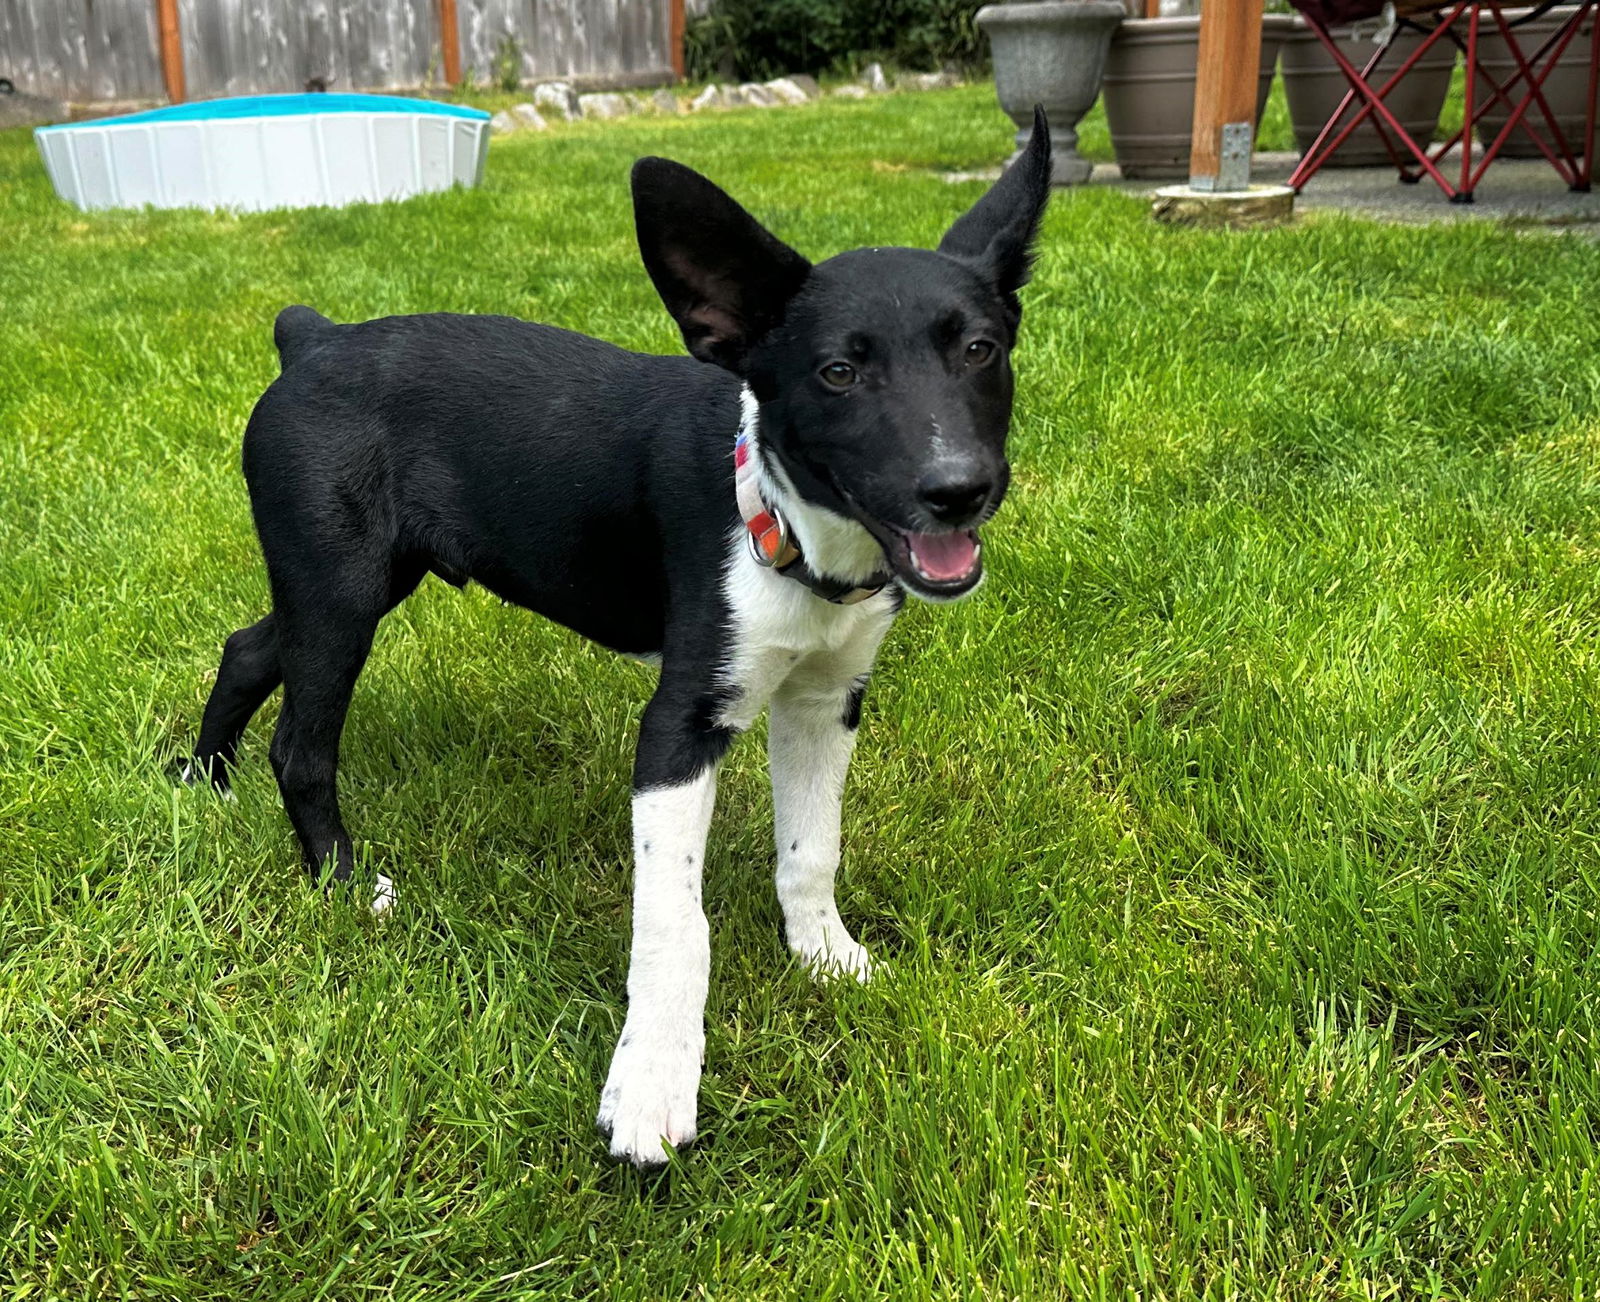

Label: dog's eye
[965,340,997,367]
[819,362,858,389]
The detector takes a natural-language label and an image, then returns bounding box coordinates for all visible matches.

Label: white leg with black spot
[769,686,872,981]
[598,769,716,1165]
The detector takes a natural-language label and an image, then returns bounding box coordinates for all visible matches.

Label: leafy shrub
[492,35,523,92]
[685,0,986,83]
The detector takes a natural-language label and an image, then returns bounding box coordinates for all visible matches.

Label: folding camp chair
[1288,0,1600,201]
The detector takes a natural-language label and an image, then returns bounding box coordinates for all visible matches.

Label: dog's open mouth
[879,523,984,598]
[827,478,988,599]
[901,526,982,584]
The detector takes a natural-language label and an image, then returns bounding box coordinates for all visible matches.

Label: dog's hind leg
[186,613,283,793]
[269,608,378,891]
[266,556,423,909]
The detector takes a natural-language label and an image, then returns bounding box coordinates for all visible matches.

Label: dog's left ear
[632,157,812,373]
[937,106,1052,330]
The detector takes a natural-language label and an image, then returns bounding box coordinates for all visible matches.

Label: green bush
[685,0,986,83]
[492,34,523,92]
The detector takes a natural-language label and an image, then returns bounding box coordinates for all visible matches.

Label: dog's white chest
[717,539,897,732]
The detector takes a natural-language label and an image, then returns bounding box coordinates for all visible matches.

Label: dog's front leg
[598,684,730,1166]
[768,675,873,981]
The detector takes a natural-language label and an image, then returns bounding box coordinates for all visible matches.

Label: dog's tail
[273,305,333,369]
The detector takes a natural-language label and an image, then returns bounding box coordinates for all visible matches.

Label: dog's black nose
[917,473,992,525]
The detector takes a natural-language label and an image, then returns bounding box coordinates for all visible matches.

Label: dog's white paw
[371,873,396,916]
[790,925,873,983]
[177,760,237,801]
[597,1030,702,1166]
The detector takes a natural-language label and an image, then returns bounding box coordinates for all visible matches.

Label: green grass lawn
[3,84,1600,1300]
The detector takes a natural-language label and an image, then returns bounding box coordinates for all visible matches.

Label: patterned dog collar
[734,415,889,606]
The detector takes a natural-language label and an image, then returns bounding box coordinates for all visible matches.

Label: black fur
[842,677,869,732]
[188,113,1052,885]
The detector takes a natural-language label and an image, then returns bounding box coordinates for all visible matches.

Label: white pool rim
[36,93,492,213]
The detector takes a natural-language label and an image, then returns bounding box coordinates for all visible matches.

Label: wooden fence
[0,0,679,104]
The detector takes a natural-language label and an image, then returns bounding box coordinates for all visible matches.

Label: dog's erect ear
[632,157,812,372]
[937,106,1052,327]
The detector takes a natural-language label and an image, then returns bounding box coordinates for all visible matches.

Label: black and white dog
[187,110,1051,1165]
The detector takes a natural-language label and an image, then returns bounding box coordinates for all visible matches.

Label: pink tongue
[907,531,978,581]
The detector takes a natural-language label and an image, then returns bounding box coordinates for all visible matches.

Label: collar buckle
[744,503,791,568]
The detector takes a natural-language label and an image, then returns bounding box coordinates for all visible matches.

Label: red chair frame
[1288,0,1600,202]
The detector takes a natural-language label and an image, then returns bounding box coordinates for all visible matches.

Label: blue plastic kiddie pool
[36,93,491,213]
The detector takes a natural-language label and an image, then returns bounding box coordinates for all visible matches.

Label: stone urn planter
[1474,5,1596,158]
[1102,13,1296,180]
[977,0,1127,185]
[1281,18,1456,166]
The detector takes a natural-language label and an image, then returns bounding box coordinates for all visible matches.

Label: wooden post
[670,0,686,81]
[438,0,463,86]
[155,0,184,104]
[1188,0,1265,191]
